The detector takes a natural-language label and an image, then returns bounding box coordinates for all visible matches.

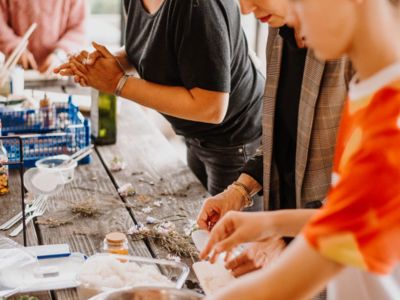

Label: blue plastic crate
[0,97,91,168]
[0,97,82,135]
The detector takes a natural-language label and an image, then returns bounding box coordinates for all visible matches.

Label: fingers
[20,56,27,69]
[200,214,237,261]
[19,53,29,70]
[54,62,71,74]
[27,51,38,70]
[225,252,249,270]
[197,203,220,231]
[197,208,212,230]
[225,247,262,277]
[38,55,53,74]
[92,42,114,58]
[70,64,88,82]
[58,67,75,76]
[231,260,259,277]
[196,198,220,231]
[87,51,103,65]
[225,250,260,277]
[209,233,241,263]
[55,64,77,77]
[70,56,88,74]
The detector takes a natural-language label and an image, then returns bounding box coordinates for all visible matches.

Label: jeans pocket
[243,138,262,161]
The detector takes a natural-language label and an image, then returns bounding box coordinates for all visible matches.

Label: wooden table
[0,98,208,299]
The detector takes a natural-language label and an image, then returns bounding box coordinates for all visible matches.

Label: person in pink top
[0,0,87,73]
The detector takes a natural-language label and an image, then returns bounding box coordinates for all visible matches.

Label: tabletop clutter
[0,31,238,298]
[0,227,233,299]
[0,69,237,299]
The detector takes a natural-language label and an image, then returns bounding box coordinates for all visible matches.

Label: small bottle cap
[105,232,126,245]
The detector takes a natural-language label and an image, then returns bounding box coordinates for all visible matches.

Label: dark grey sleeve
[175,0,231,92]
[242,145,263,190]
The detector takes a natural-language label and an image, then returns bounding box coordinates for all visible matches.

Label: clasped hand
[54,42,124,94]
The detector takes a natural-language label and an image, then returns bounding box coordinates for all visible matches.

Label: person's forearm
[119,77,228,124]
[114,47,136,75]
[208,237,342,300]
[271,209,318,237]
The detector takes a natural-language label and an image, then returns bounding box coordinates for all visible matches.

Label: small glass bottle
[103,232,129,255]
[0,120,9,195]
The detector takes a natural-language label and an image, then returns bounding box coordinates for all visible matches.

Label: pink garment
[0,0,86,66]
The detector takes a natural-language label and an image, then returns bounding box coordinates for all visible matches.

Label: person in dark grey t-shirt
[55,0,265,196]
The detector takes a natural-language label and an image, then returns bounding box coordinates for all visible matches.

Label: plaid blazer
[262,27,353,210]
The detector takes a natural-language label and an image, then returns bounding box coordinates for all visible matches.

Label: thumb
[92,42,113,58]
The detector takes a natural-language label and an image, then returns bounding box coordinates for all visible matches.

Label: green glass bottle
[91,89,117,145]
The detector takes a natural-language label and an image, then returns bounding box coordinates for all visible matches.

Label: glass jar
[103,232,129,255]
[0,120,9,195]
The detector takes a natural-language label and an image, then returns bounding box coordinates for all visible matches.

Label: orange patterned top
[303,63,400,275]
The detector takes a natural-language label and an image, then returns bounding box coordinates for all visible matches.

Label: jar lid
[105,232,127,244]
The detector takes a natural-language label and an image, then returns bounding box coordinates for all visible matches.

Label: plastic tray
[0,252,86,293]
[77,254,190,300]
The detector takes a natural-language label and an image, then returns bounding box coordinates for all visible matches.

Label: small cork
[105,232,126,245]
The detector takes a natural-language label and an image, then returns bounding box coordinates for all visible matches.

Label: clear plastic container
[0,252,85,293]
[76,254,190,300]
[36,154,78,184]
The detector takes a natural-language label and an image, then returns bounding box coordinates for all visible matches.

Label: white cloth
[328,265,400,300]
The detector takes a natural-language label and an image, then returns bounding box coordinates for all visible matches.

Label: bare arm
[271,209,318,237]
[208,237,343,300]
[119,78,229,124]
[56,43,230,124]
[200,209,319,261]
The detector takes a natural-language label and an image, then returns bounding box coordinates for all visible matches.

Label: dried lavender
[128,223,198,260]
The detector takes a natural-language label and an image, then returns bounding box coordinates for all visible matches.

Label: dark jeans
[186,137,263,211]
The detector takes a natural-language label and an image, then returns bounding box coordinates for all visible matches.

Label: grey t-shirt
[124,0,264,146]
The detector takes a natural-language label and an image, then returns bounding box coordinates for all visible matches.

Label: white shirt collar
[349,62,400,101]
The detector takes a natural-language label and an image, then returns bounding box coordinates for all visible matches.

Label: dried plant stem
[129,227,198,260]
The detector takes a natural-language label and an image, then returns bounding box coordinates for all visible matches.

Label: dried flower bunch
[128,222,198,260]
[36,198,102,228]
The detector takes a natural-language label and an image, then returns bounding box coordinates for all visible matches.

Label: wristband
[115,74,129,96]
[233,181,252,196]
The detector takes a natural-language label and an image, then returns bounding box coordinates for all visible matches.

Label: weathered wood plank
[0,170,52,300]
[97,101,208,288]
[35,152,153,300]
